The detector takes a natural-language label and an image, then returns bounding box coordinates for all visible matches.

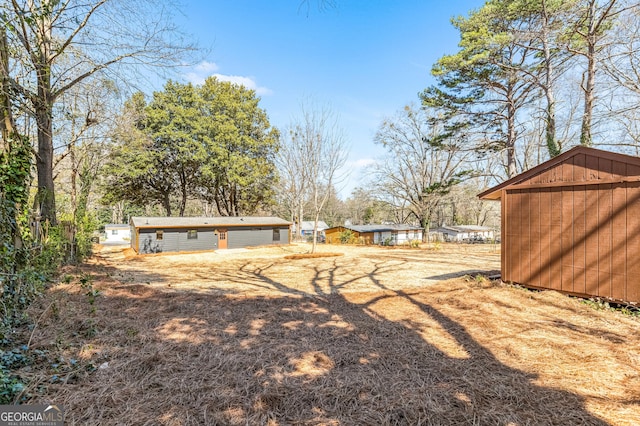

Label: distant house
[433,225,494,242]
[130,216,291,254]
[325,224,423,245]
[104,224,131,243]
[292,221,329,238]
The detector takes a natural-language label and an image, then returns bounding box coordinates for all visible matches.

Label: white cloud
[183,61,273,96]
[350,158,377,168]
[195,61,219,73]
[183,72,207,85]
[211,74,273,96]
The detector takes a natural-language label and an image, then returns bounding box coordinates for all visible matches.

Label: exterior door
[218,229,228,249]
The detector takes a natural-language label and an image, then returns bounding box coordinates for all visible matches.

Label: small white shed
[104,224,131,243]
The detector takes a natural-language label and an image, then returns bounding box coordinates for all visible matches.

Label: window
[187,230,197,239]
[219,232,226,240]
[111,229,118,235]
[156,230,164,241]
[273,228,280,241]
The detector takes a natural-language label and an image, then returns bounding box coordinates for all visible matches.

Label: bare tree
[563,0,638,146]
[507,0,579,157]
[373,104,472,241]
[601,3,640,151]
[53,77,117,258]
[1,0,193,225]
[276,129,309,240]
[288,101,348,253]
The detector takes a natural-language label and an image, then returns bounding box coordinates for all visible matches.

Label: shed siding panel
[521,191,529,283]
[501,190,507,280]
[572,187,587,295]
[585,155,599,181]
[598,157,613,180]
[626,183,640,303]
[574,153,586,182]
[539,189,552,289]
[561,187,574,293]
[518,190,528,284]
[597,185,612,298]
[584,186,600,297]
[611,160,625,179]
[529,190,541,287]
[549,189,563,290]
[611,184,627,300]
[562,157,573,182]
[508,190,522,283]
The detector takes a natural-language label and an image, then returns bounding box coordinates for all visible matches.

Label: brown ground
[19,243,640,425]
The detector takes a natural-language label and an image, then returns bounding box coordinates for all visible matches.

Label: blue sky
[176,1,485,197]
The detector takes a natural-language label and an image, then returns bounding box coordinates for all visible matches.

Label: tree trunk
[580,41,596,147]
[506,96,517,178]
[580,0,598,147]
[311,215,319,253]
[35,100,57,225]
[33,7,57,225]
[297,202,304,241]
[0,28,11,149]
[541,3,560,157]
[162,193,172,216]
[179,171,187,216]
[113,201,125,223]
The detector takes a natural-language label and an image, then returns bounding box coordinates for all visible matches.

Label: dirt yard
[20,243,640,425]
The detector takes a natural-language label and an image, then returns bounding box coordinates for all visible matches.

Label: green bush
[338,229,356,244]
[380,237,395,246]
[0,365,25,404]
[0,347,28,404]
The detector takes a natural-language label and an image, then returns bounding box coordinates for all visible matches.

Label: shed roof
[104,224,130,229]
[478,146,640,200]
[130,216,291,229]
[330,224,423,233]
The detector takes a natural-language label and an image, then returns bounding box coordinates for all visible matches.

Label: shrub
[380,237,395,246]
[338,230,356,244]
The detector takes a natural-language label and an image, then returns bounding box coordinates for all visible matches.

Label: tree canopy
[103,78,279,216]
[1,0,192,224]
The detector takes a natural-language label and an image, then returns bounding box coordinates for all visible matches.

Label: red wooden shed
[479,146,640,304]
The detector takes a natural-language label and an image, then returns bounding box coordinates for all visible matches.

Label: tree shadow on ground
[35,258,615,425]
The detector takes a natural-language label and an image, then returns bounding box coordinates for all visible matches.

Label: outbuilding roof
[104,224,130,229]
[478,146,640,200]
[130,216,291,229]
